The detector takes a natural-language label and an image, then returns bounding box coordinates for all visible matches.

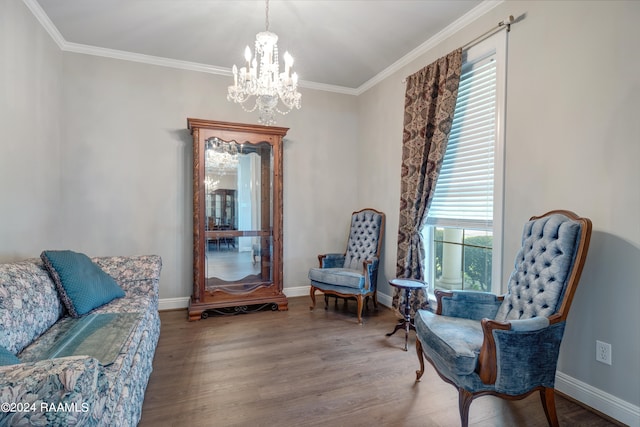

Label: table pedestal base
[386,317,415,351]
[386,283,423,351]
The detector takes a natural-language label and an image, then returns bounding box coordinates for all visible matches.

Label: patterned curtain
[394,49,462,314]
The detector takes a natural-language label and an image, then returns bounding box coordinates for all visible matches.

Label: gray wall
[357,0,640,421]
[56,52,359,300]
[0,0,63,258]
[1,0,638,423]
[1,1,359,298]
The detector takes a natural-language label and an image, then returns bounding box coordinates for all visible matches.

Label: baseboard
[156,287,323,310]
[281,285,310,298]
[159,286,395,309]
[158,297,190,311]
[284,285,394,308]
[555,371,639,427]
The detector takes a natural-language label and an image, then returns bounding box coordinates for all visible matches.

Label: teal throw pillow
[0,346,20,366]
[41,250,125,317]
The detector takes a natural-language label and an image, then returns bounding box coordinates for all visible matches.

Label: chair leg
[415,339,426,381]
[458,388,474,427]
[355,295,364,324]
[540,387,560,427]
[309,286,316,310]
[372,290,378,309]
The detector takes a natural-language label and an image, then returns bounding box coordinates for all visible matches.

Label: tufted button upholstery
[495,214,583,322]
[343,210,383,270]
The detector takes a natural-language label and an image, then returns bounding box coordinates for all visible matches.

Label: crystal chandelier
[227,0,301,125]
[205,137,240,174]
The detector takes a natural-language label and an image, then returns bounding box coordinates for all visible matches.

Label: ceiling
[32,0,488,92]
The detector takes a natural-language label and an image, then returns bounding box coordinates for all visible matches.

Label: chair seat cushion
[308,268,364,290]
[415,310,483,376]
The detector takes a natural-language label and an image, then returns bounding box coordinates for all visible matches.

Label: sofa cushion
[0,346,20,366]
[41,250,125,317]
[0,260,64,354]
[19,313,141,367]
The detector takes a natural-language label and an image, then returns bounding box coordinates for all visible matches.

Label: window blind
[426,55,497,229]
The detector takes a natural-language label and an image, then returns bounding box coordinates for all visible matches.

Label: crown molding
[22,0,65,49]
[63,41,231,75]
[22,0,501,97]
[297,80,358,96]
[355,0,504,95]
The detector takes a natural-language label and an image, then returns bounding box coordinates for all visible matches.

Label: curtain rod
[462,15,514,50]
[402,15,515,84]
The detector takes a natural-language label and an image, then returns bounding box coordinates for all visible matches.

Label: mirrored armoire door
[187,119,288,321]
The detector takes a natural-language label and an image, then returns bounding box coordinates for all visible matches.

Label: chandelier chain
[265,0,270,31]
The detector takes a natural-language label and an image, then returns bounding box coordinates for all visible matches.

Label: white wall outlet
[596,340,612,365]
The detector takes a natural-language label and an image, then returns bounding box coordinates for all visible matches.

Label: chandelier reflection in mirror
[205,137,241,178]
[227,0,301,125]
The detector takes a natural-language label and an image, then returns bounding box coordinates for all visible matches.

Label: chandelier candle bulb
[284,51,293,76]
[244,46,251,68]
[226,0,302,125]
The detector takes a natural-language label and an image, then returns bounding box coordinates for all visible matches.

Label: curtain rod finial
[500,15,515,27]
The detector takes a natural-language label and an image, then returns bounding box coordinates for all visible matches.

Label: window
[422,33,506,294]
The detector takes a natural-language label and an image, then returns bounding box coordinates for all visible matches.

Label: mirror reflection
[204,137,273,292]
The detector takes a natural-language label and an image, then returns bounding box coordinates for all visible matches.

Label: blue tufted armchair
[309,208,385,324]
[414,210,592,427]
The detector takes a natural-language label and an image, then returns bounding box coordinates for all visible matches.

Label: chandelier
[205,137,240,174]
[227,0,301,125]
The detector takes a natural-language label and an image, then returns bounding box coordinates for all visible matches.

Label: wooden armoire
[187,118,288,321]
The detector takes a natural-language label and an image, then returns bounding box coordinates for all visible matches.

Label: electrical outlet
[596,340,612,365]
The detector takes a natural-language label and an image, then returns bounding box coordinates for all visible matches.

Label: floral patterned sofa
[0,254,162,426]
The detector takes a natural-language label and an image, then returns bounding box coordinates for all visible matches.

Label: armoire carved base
[188,293,288,321]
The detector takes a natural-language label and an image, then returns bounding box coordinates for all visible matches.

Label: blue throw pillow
[41,250,125,317]
[0,346,20,366]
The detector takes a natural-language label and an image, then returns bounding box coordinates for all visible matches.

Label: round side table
[386,278,427,351]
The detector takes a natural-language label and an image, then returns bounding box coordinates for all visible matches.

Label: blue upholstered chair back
[343,210,384,270]
[495,213,583,322]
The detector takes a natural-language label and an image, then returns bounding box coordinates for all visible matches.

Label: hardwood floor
[139,297,620,427]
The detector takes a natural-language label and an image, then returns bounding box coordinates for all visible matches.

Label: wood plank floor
[139,297,620,427]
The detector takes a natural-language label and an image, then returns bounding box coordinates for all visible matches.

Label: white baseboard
[282,285,310,298]
[285,285,394,308]
[555,371,639,427]
[158,286,394,309]
[158,297,190,311]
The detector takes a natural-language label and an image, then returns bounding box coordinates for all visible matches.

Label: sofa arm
[0,356,109,426]
[436,290,504,320]
[92,255,162,293]
[318,253,345,268]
